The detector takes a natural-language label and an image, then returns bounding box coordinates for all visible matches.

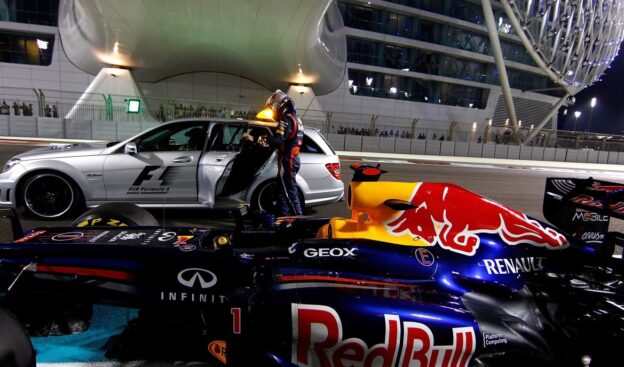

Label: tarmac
[2,135,624,173]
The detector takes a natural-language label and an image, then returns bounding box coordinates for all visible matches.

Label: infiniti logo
[177,268,217,289]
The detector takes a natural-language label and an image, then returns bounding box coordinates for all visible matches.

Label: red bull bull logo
[384,183,568,256]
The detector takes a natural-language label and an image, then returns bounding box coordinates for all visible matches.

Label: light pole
[574,111,581,132]
[588,97,597,132]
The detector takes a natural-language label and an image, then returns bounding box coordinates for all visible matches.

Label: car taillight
[325,162,341,180]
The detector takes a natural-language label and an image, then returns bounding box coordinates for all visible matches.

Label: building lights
[36,39,48,50]
[127,99,140,113]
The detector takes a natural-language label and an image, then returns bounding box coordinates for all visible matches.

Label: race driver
[242,89,304,216]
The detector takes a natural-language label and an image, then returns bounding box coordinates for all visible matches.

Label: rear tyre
[21,172,82,219]
[251,180,304,216]
[71,202,159,227]
[0,308,35,367]
[251,180,280,215]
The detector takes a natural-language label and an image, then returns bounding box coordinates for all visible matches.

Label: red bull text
[292,304,476,367]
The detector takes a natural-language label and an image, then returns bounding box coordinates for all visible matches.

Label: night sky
[560,43,624,134]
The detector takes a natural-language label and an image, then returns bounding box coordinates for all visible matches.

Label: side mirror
[124,142,137,155]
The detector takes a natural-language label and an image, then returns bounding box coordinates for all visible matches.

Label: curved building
[0,0,623,143]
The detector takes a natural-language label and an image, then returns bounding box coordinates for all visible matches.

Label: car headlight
[2,158,21,173]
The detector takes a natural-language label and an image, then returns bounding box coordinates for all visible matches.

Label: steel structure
[494,0,624,142]
[502,0,624,90]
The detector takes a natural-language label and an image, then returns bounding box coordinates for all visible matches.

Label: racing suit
[264,111,304,216]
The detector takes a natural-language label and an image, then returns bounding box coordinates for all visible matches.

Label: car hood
[15,142,110,160]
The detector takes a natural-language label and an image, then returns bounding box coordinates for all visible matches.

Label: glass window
[338,2,383,32]
[417,20,437,43]
[383,44,410,69]
[348,69,487,108]
[347,38,379,66]
[387,13,412,38]
[0,0,59,26]
[347,37,546,91]
[209,124,248,152]
[0,30,54,66]
[338,2,530,66]
[137,123,207,152]
[301,135,323,154]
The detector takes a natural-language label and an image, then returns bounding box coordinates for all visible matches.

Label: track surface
[2,143,624,241]
[1,142,624,366]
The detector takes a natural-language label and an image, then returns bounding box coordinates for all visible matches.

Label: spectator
[44,105,52,117]
[11,102,18,116]
[0,101,9,115]
[477,136,482,143]
[158,104,165,121]
[439,134,445,141]
[52,104,58,118]
[432,133,437,140]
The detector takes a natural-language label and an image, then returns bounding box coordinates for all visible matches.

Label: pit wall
[0,115,620,165]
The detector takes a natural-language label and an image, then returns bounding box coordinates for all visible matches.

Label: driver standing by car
[242,89,304,216]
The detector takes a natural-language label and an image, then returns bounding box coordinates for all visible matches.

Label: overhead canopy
[58,0,347,95]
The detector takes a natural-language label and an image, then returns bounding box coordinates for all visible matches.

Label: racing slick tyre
[20,172,83,219]
[71,202,159,227]
[0,307,35,367]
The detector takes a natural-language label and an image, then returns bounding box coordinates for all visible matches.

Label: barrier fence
[1,114,623,166]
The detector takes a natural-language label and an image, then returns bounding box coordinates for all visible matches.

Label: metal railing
[2,86,624,153]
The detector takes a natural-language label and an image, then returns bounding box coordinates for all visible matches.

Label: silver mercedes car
[0,118,344,219]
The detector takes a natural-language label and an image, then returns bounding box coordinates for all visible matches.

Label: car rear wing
[544,177,624,246]
[0,208,23,241]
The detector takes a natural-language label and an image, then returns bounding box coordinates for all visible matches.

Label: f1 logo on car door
[103,122,206,202]
[127,165,181,193]
[104,153,200,201]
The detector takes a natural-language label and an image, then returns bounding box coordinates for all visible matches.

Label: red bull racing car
[0,164,623,367]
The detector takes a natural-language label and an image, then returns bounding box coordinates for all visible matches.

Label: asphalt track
[1,140,624,366]
[2,141,624,241]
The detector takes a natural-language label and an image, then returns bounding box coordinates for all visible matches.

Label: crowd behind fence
[2,87,624,154]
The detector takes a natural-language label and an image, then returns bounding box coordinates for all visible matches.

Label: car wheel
[251,180,281,215]
[21,172,82,219]
[251,180,304,215]
[72,202,160,227]
[0,308,35,367]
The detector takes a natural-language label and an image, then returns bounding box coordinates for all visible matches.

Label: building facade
[0,0,622,144]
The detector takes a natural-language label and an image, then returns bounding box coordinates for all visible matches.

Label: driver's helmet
[265,89,293,120]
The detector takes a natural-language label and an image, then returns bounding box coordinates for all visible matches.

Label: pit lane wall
[1,114,622,165]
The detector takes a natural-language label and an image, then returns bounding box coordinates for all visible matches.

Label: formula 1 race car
[0,164,623,367]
